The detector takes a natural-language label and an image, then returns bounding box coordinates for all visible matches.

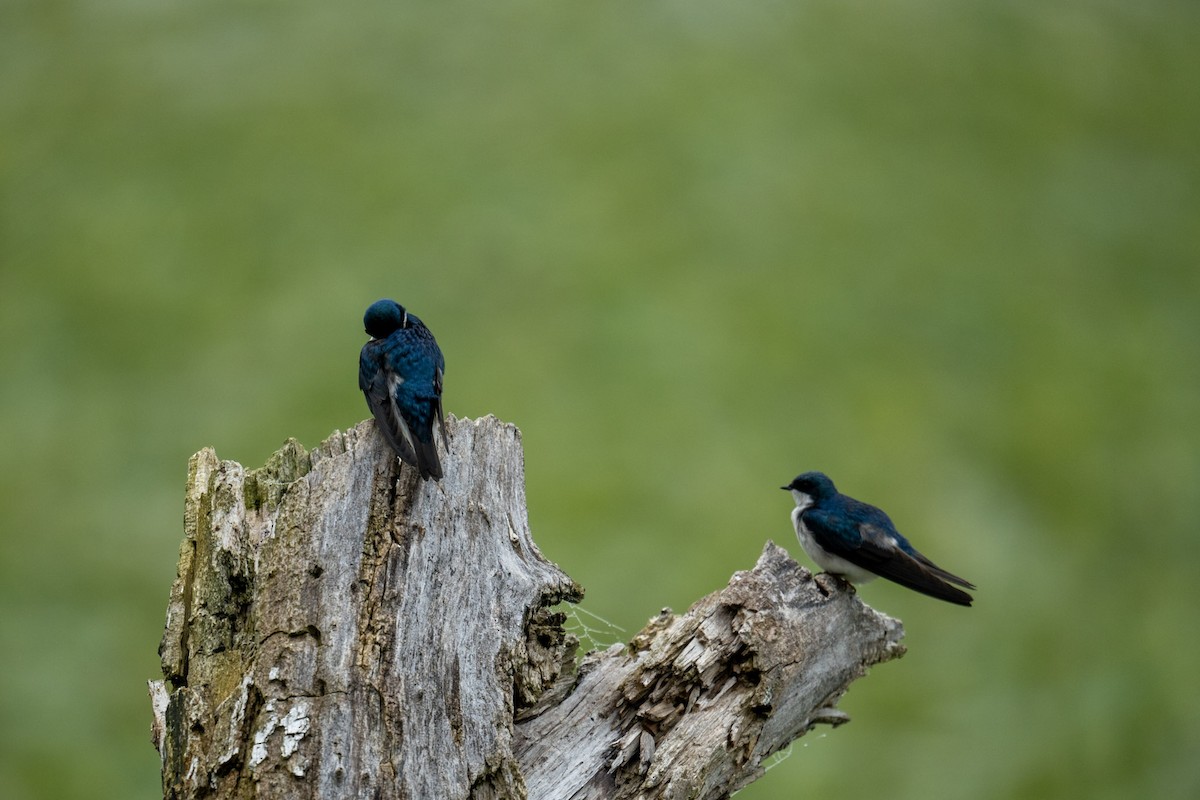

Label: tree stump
[149,415,905,799]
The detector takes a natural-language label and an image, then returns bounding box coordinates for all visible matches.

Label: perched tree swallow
[359,299,447,481]
[782,471,974,606]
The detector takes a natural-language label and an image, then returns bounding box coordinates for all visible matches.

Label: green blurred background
[3,1,1198,798]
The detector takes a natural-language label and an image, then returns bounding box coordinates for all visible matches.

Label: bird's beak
[780,485,790,491]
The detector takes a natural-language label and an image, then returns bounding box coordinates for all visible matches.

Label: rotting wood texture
[150,414,905,799]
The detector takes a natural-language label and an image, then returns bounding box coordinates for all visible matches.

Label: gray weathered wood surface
[514,544,905,799]
[150,414,905,799]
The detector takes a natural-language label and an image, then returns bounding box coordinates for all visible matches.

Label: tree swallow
[359,299,447,481]
[782,471,974,606]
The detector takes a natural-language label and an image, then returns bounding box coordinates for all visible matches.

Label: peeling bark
[150,415,905,799]
[514,546,904,799]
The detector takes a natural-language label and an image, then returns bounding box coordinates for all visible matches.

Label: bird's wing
[360,347,421,469]
[409,386,443,480]
[404,340,443,480]
[434,365,447,449]
[805,508,974,606]
[906,547,976,590]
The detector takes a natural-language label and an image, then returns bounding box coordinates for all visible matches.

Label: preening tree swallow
[782,471,974,606]
[359,299,447,481]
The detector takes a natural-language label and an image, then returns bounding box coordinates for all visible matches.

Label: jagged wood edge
[150,416,906,800]
[150,415,581,799]
[514,544,906,800]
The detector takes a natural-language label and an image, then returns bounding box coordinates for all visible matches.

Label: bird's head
[781,471,837,509]
[364,299,409,338]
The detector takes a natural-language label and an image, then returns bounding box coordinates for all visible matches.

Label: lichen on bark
[150,415,904,800]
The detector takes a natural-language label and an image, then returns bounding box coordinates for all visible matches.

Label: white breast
[789,506,878,584]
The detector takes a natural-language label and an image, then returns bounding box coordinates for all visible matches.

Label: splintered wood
[150,415,903,799]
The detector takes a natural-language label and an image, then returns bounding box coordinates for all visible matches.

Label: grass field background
[2,1,1198,798]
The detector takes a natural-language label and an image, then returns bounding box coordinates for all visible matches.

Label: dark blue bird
[782,472,974,606]
[359,299,447,480]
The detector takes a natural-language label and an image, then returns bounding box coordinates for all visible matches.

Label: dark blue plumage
[782,471,974,606]
[359,299,447,481]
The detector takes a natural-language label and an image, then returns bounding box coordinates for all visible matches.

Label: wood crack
[151,418,904,800]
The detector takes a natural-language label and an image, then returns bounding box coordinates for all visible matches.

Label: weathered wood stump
[149,415,905,799]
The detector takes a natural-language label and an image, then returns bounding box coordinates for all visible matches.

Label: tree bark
[150,415,905,799]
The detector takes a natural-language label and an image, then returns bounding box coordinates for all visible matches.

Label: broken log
[149,415,905,799]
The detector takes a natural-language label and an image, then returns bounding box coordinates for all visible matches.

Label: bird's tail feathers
[436,398,449,450]
[876,554,975,606]
[414,436,443,481]
[376,413,420,474]
[907,577,974,607]
[914,554,976,590]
